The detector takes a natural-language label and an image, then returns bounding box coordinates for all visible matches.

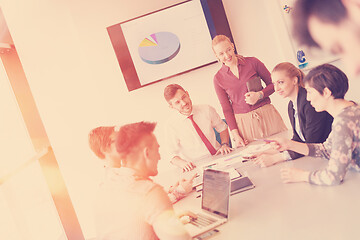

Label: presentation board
[107,0,234,91]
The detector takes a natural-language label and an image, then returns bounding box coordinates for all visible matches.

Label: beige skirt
[235,104,287,142]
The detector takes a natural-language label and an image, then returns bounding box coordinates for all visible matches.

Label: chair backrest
[213,119,232,148]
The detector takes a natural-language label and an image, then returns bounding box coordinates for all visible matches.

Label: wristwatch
[221,142,229,146]
[258,91,264,99]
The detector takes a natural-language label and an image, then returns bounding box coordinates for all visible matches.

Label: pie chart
[138,32,180,65]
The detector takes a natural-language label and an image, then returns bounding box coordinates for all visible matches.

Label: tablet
[230,176,255,195]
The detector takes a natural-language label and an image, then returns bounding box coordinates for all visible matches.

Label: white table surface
[155,141,360,240]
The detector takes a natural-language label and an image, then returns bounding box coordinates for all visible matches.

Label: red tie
[188,115,217,155]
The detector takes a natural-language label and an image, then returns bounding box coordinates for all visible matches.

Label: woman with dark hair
[212,35,287,147]
[253,62,333,168]
[271,64,360,185]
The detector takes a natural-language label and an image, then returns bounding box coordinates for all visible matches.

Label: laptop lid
[201,169,230,219]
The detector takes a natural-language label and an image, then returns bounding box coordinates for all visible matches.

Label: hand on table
[253,152,285,168]
[178,160,196,172]
[267,137,291,152]
[232,134,248,148]
[177,173,197,194]
[215,144,233,155]
[177,211,198,224]
[280,168,309,183]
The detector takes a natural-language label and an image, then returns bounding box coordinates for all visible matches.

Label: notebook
[184,169,230,238]
[246,76,263,92]
[230,176,255,195]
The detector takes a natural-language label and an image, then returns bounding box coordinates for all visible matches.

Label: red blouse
[213,57,274,130]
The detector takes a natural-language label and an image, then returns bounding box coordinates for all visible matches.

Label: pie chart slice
[138,32,180,64]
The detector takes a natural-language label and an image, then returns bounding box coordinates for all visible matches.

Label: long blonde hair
[272,62,305,87]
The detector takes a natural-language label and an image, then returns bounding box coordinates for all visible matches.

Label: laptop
[191,165,240,188]
[184,169,230,238]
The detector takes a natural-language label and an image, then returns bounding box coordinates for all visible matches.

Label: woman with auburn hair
[271,64,360,185]
[252,62,333,167]
[212,35,287,147]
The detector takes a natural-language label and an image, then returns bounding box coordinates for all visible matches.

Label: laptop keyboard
[190,213,217,228]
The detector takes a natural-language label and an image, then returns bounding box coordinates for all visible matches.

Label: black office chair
[214,119,232,148]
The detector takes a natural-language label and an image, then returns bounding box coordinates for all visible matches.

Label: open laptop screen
[202,169,230,218]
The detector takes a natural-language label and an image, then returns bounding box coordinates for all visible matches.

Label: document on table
[239,143,271,157]
[185,143,270,187]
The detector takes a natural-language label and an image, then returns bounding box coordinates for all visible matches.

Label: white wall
[1,0,359,238]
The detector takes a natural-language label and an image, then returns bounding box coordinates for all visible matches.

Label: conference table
[156,135,360,240]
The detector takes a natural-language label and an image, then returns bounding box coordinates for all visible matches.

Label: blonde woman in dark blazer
[253,62,333,167]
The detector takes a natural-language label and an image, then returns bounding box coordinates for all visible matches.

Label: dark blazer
[288,87,333,159]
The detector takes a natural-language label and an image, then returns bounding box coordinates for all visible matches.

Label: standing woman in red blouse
[212,35,287,147]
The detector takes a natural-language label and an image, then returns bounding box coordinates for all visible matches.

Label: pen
[256,138,276,143]
[224,154,242,161]
[204,163,217,168]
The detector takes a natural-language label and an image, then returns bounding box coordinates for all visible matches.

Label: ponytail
[297,68,305,87]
